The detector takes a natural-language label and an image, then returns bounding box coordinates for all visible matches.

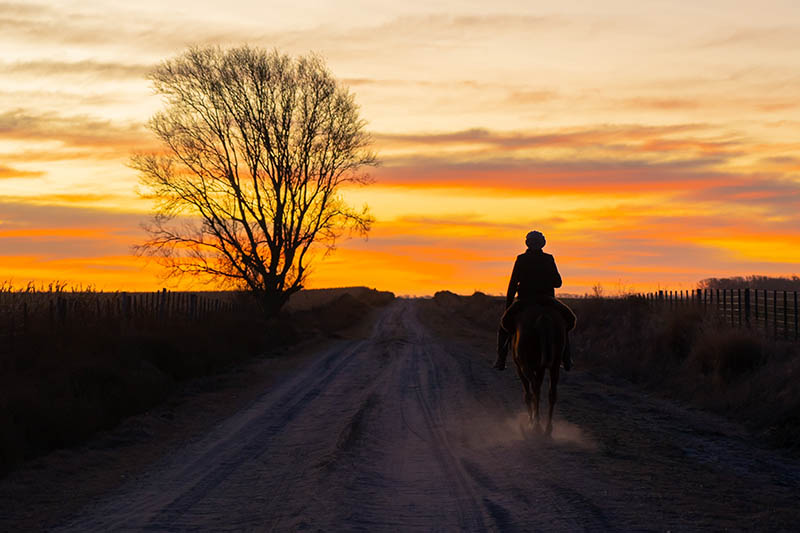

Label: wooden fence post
[159,288,167,321]
[744,288,750,326]
[754,288,759,326]
[190,294,197,319]
[795,291,798,341]
[122,292,130,321]
[773,290,778,338]
[764,289,769,334]
[783,291,788,339]
[721,289,726,323]
[729,289,734,326]
[696,288,702,308]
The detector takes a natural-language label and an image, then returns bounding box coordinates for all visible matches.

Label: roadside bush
[689,331,763,383]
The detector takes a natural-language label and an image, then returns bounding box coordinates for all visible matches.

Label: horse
[507,302,567,435]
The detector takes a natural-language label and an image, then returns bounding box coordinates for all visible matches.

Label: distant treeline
[699,275,800,291]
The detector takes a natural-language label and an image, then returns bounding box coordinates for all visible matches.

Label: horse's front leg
[546,366,560,436]
[532,370,545,433]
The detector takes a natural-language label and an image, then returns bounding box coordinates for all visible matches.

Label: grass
[0,285,394,476]
[426,290,800,452]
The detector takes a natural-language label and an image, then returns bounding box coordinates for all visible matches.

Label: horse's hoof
[545,425,553,437]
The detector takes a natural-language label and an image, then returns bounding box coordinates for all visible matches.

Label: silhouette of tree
[132,46,376,316]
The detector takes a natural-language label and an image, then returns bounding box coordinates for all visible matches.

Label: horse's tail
[535,312,556,368]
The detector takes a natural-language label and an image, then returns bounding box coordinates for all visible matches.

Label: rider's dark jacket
[505,249,562,308]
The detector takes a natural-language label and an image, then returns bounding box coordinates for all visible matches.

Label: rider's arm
[505,259,519,308]
[551,256,563,289]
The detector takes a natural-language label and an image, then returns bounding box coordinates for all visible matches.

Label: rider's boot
[493,328,509,370]
[562,334,573,371]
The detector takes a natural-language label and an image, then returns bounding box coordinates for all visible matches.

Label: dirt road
[52,299,800,531]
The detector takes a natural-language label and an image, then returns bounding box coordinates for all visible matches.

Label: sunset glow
[2,1,799,295]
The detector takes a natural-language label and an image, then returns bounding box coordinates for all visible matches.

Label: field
[0,286,394,475]
[3,296,799,530]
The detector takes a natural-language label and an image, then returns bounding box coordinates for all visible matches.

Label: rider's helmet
[525,230,546,249]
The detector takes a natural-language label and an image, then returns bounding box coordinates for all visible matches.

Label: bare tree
[132,46,377,315]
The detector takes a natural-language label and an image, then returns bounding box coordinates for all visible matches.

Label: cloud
[1,59,152,78]
[617,95,799,114]
[0,165,43,179]
[761,155,800,165]
[697,26,800,50]
[374,124,735,156]
[0,1,51,17]
[0,6,568,59]
[623,98,701,110]
[0,3,240,51]
[374,154,731,192]
[682,176,800,215]
[0,200,146,232]
[0,235,129,259]
[506,90,559,104]
[0,108,153,150]
[0,147,126,163]
[373,151,800,220]
[368,124,800,219]
[17,193,117,204]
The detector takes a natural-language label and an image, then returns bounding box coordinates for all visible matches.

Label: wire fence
[642,288,799,341]
[0,289,251,355]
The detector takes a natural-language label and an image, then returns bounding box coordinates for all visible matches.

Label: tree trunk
[259,290,290,318]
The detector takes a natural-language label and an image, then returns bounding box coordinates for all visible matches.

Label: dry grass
[0,286,394,476]
[426,290,800,451]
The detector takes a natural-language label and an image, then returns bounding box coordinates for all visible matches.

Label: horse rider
[493,230,576,371]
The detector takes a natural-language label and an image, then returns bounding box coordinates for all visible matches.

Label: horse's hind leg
[546,366,560,436]
[515,365,534,423]
[532,370,545,433]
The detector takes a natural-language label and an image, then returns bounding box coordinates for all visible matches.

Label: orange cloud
[0,109,155,151]
[0,165,43,179]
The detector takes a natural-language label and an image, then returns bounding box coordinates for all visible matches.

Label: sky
[1,0,799,296]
